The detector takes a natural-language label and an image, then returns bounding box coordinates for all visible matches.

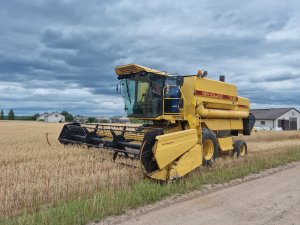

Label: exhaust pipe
[219,75,225,82]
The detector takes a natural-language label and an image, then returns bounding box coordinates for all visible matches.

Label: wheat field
[0,121,299,218]
[0,121,141,218]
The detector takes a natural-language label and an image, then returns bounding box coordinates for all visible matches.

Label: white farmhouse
[44,113,65,123]
[119,116,130,123]
[251,108,300,130]
[74,115,88,123]
[37,112,65,123]
[37,113,49,121]
[96,116,111,123]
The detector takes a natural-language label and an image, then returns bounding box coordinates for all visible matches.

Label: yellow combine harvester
[59,64,255,181]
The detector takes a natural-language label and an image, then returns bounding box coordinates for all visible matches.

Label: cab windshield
[120,73,164,118]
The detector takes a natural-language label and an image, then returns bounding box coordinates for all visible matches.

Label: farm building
[74,115,88,123]
[37,113,49,121]
[38,113,65,123]
[74,115,111,123]
[119,116,130,123]
[96,116,111,123]
[250,108,300,130]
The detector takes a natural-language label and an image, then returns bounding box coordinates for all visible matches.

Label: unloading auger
[59,64,255,181]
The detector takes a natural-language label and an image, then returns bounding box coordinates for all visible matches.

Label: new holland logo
[195,90,238,101]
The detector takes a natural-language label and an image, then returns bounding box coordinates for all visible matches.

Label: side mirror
[176,76,184,86]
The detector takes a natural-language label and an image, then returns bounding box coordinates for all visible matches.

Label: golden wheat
[0,121,141,217]
[0,121,299,218]
[235,130,300,153]
[238,130,300,142]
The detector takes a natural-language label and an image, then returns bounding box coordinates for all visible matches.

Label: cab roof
[115,64,169,76]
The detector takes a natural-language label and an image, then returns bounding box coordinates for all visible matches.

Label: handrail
[162,85,186,116]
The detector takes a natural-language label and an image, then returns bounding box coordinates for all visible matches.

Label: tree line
[0,110,110,123]
[0,109,75,122]
[0,109,15,120]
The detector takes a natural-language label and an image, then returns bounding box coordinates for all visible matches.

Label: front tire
[202,129,219,165]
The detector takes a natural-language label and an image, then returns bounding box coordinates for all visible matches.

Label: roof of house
[250,108,300,120]
[38,113,49,117]
[47,113,65,117]
[96,116,110,120]
[119,116,130,121]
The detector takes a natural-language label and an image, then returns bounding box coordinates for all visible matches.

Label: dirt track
[117,163,300,225]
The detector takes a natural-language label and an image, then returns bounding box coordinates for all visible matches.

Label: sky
[0,0,300,116]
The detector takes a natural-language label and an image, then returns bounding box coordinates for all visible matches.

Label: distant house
[37,113,65,123]
[96,116,111,123]
[119,116,130,123]
[111,116,130,123]
[37,113,49,121]
[250,108,300,130]
[111,116,122,123]
[74,115,88,123]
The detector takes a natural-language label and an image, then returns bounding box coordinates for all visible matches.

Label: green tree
[61,111,74,122]
[61,111,69,117]
[0,110,4,120]
[32,113,40,121]
[65,114,74,122]
[88,117,97,123]
[7,109,15,120]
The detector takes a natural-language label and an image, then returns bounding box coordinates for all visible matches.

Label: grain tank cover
[115,64,168,76]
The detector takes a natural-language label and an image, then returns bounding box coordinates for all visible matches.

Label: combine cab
[59,64,255,181]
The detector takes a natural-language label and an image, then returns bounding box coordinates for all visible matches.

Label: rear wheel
[202,129,219,165]
[234,140,247,157]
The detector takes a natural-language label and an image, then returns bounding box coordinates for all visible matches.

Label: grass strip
[1,146,300,225]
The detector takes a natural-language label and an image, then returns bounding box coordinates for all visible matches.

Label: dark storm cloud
[262,74,299,82]
[1,0,300,115]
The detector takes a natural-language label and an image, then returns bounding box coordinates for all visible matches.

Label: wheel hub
[240,144,246,156]
[203,139,214,160]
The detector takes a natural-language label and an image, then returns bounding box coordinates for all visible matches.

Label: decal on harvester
[195,90,238,101]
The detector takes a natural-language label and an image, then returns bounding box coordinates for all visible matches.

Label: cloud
[0,0,300,116]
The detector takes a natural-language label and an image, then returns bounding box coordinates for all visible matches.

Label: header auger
[59,64,255,181]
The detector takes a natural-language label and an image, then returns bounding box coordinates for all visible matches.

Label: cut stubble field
[0,121,300,224]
